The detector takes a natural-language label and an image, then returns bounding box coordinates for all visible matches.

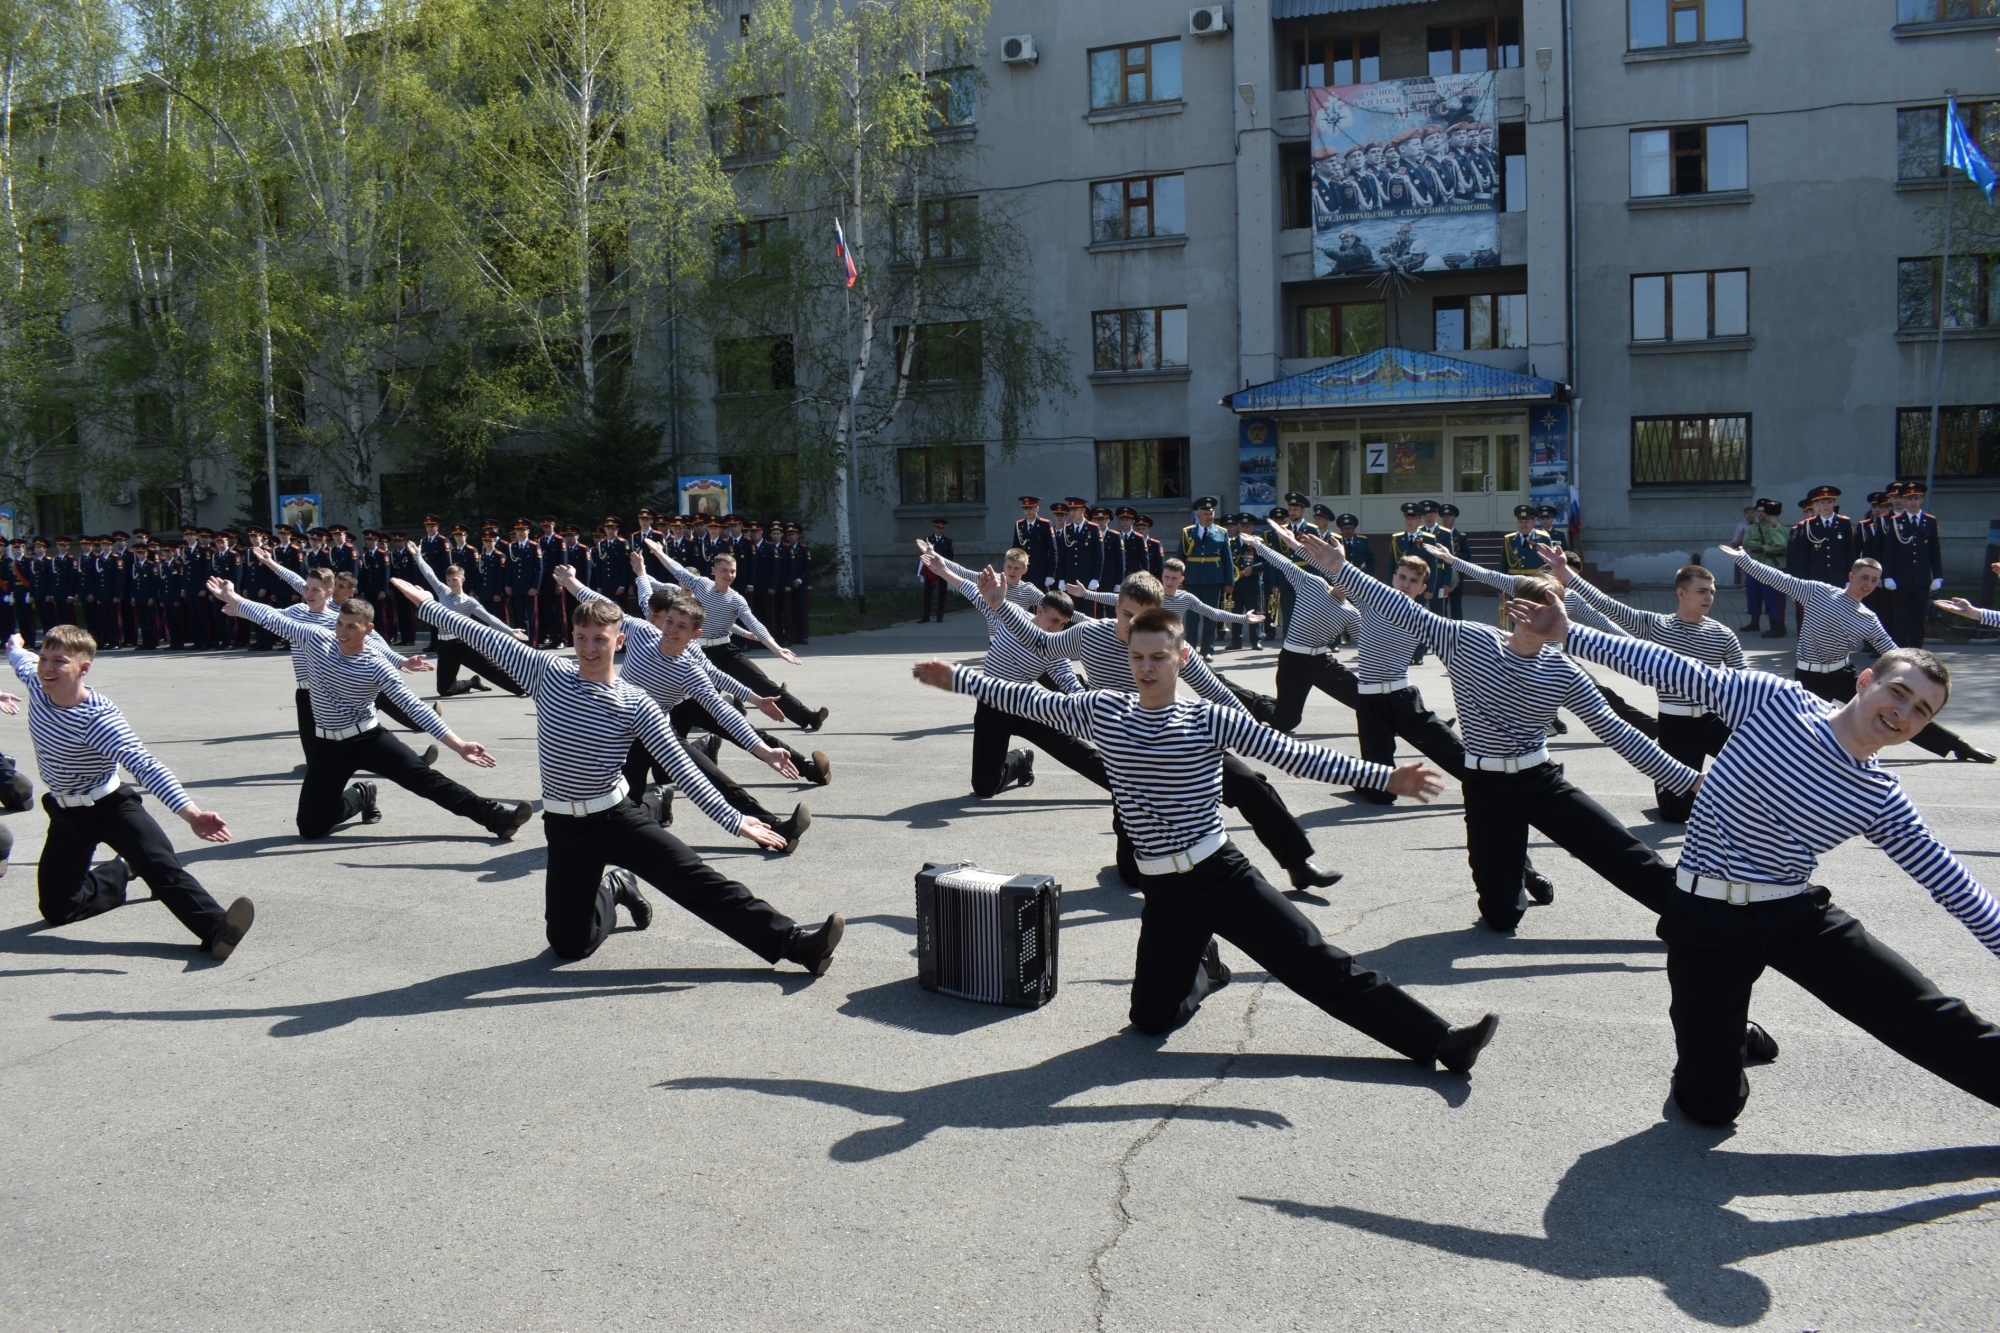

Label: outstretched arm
[632,694,785,849]
[1935,598,2000,630]
[914,660,1097,741]
[1064,582,1119,607]
[256,547,308,595]
[397,579,548,694]
[1562,670,1701,791]
[1307,538,1457,656]
[1204,704,1411,793]
[1171,589,1258,627]
[990,595,1088,660]
[1725,545,1816,602]
[209,581,316,647]
[1869,798,2000,961]
[407,544,450,597]
[655,540,714,596]
[1176,647,1250,713]
[1529,601,1762,727]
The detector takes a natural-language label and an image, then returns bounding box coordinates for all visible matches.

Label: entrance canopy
[1225,347,1563,415]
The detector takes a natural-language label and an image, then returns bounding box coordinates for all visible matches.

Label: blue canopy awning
[1224,347,1563,414]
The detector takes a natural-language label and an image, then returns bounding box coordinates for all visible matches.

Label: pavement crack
[1085,978,1270,1332]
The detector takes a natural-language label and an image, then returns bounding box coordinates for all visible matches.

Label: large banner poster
[1309,72,1501,279]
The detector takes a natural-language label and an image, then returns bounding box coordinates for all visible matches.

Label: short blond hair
[40,624,96,660]
[1118,571,1164,608]
[573,598,623,628]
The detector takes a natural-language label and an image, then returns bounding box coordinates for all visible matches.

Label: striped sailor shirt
[570,581,768,754]
[1970,607,2000,630]
[412,558,516,642]
[1254,544,1360,653]
[1564,576,1745,710]
[1073,586,1255,626]
[988,598,1246,710]
[1332,561,1698,789]
[956,580,1083,689]
[1566,624,2000,958]
[417,600,741,830]
[935,555,1043,609]
[950,666,1390,859]
[8,645,191,810]
[234,599,453,742]
[1731,552,1896,668]
[663,556,775,646]
[271,564,410,686]
[1444,554,1629,637]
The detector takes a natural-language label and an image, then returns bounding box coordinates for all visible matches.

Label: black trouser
[38,787,227,946]
[1592,679,1658,738]
[663,698,814,775]
[1796,666,1967,757]
[1183,585,1223,656]
[1219,755,1315,873]
[435,637,527,696]
[541,802,799,961]
[1655,711,1732,822]
[623,738,780,825]
[1889,583,1932,648]
[1658,884,2000,1125]
[970,699,1110,798]
[510,589,539,643]
[1230,574,1264,649]
[297,727,498,838]
[920,575,950,621]
[295,687,428,760]
[1461,762,1677,931]
[705,643,816,728]
[1128,842,1450,1060]
[1273,647,1363,733]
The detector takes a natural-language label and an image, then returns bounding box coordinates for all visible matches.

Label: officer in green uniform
[1178,496,1232,660]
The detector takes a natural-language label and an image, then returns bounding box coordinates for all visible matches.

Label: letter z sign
[1365,442,1389,474]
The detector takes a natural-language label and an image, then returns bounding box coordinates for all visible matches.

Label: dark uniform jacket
[1014,516,1057,588]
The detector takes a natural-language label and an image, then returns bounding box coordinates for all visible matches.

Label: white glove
[1933,578,1945,590]
[1884,578,1898,590]
[1087,580,1099,590]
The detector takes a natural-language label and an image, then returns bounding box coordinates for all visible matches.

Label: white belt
[316,721,379,742]
[1356,677,1409,695]
[52,776,119,808]
[1656,702,1710,717]
[1676,868,1809,905]
[1466,747,1549,773]
[1134,831,1227,877]
[1797,658,1851,674]
[546,777,628,818]
[700,635,735,648]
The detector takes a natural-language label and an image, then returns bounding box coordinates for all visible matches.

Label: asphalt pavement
[3,610,1999,1330]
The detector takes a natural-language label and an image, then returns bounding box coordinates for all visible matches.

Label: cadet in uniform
[1879,481,1944,648]
[920,517,954,622]
[1179,497,1233,660]
[1014,496,1058,590]
[1787,484,1861,633]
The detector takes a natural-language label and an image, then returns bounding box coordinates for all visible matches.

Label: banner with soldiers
[1308,71,1501,280]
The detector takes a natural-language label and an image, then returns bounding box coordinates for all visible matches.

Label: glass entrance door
[1444,430,1524,528]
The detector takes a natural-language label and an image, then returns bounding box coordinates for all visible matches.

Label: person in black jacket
[1014,496,1058,589]
[919,517,954,622]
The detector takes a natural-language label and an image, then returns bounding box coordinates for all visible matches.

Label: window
[1284,438,1356,496]
[129,294,165,326]
[1630,122,1747,196]
[896,196,978,262]
[1360,433,1443,496]
[1288,33,1380,89]
[715,217,788,275]
[1628,0,1745,48]
[1089,39,1181,110]
[133,392,172,447]
[898,445,985,504]
[1631,415,1751,485]
[926,67,977,128]
[709,95,784,159]
[1897,255,2000,328]
[140,486,188,534]
[894,321,982,383]
[1298,302,1386,358]
[1434,294,1527,351]
[1898,103,2000,181]
[1501,121,1528,212]
[1092,307,1188,372]
[35,491,81,536]
[1090,175,1186,243]
[1427,20,1521,75]
[1899,0,2000,22]
[1898,405,2000,478]
[1631,269,1749,340]
[715,335,795,394]
[1095,438,1188,500]
[719,450,800,515]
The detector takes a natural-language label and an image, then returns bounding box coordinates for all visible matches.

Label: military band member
[1434,504,1470,619]
[919,517,954,622]
[1179,497,1233,660]
[1014,496,1059,590]
[1228,514,1266,651]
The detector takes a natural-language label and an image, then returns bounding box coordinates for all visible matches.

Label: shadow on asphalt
[0,918,200,963]
[47,956,815,1036]
[659,1032,1473,1163]
[836,977,1036,1035]
[844,792,1106,831]
[178,829,510,865]
[1353,928,1664,987]
[1246,1121,2000,1327]
[847,867,1142,946]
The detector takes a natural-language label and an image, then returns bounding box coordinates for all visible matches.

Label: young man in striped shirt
[925,544,1042,610]
[403,541,529,697]
[985,570,1342,893]
[1065,558,1267,636]
[392,577,844,971]
[1534,546,1744,822]
[912,609,1499,1072]
[918,547,1104,799]
[211,578,531,842]
[1303,533,1698,933]
[7,626,252,960]
[1241,525,1365,731]
[648,539,829,733]
[1515,591,2000,1124]
[1727,546,1993,763]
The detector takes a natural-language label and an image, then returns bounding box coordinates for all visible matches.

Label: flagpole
[1926,90,1959,500]
[842,224,867,616]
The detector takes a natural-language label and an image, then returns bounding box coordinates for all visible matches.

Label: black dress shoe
[1435,1013,1500,1073]
[777,802,811,854]
[489,799,534,841]
[807,706,830,731]
[1762,626,1788,639]
[1201,939,1231,990]
[787,913,844,975]
[606,868,652,930]
[1288,863,1344,891]
[419,744,440,768]
[808,750,832,785]
[354,781,382,824]
[1524,867,1556,905]
[1954,743,1998,764]
[469,678,492,692]
[699,733,722,763]
[1744,1021,1779,1064]
[208,896,256,961]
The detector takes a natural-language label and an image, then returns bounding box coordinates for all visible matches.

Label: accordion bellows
[915,862,1061,1008]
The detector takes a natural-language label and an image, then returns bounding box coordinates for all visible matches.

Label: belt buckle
[1726,880,1750,907]
[1170,850,1193,873]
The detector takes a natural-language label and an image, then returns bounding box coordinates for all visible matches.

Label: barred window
[1898,405,2000,479]
[1631,414,1750,485]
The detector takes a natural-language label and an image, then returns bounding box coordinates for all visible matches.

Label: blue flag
[1945,96,1997,199]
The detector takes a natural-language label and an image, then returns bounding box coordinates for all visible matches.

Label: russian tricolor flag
[834,217,857,288]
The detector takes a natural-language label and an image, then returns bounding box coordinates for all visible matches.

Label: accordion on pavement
[915,862,1061,1009]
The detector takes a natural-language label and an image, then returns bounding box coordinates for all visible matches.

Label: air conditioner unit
[1000,34,1037,65]
[1189,6,1228,36]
